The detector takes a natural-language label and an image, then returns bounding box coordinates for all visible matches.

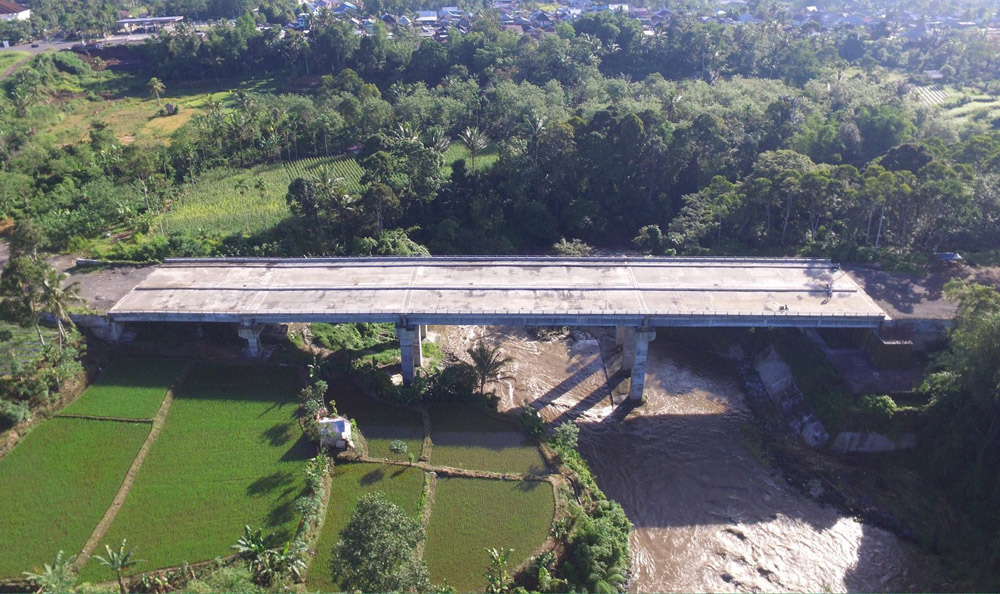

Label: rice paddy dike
[0,355,560,593]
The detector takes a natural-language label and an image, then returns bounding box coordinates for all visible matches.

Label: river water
[434,325,925,593]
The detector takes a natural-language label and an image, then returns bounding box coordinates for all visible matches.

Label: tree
[389,439,408,456]
[484,547,514,593]
[467,342,513,396]
[147,77,166,109]
[95,539,143,594]
[459,126,490,170]
[331,492,430,592]
[39,267,82,348]
[23,550,77,594]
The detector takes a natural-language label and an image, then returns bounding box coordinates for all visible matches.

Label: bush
[852,394,898,421]
[0,398,32,429]
[550,422,579,451]
[562,500,632,593]
[519,404,546,438]
[186,566,263,593]
[426,363,478,403]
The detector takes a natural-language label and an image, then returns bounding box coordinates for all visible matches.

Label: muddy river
[435,325,924,593]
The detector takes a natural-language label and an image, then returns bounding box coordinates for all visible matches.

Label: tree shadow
[360,467,386,486]
[246,470,295,496]
[261,422,294,446]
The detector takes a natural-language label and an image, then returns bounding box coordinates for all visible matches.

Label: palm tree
[147,77,165,109]
[458,126,490,170]
[39,267,81,348]
[23,550,77,594]
[484,547,514,594]
[467,342,513,396]
[310,165,357,240]
[95,539,143,594]
[426,127,452,156]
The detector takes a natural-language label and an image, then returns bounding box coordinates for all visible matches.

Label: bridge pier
[396,324,422,384]
[615,326,626,347]
[238,322,264,358]
[626,327,656,401]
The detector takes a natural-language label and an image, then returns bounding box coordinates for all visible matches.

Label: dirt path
[74,363,191,571]
[0,54,31,83]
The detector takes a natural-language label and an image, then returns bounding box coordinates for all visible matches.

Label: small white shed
[318,416,353,449]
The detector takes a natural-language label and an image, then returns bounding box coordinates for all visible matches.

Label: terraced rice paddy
[424,477,555,590]
[60,359,185,420]
[429,405,548,475]
[0,418,150,580]
[305,463,425,593]
[330,377,424,460]
[78,364,311,581]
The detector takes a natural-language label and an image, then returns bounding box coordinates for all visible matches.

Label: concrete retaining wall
[830,431,917,453]
[754,345,830,447]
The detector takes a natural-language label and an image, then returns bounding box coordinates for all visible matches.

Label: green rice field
[305,463,425,592]
[78,364,311,581]
[60,360,185,420]
[424,477,554,591]
[0,418,150,580]
[429,405,548,475]
[330,377,424,460]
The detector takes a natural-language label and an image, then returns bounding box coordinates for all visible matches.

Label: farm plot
[914,85,949,105]
[330,376,424,460]
[60,359,184,420]
[161,155,363,236]
[77,364,311,581]
[424,477,555,591]
[0,322,58,374]
[0,418,150,580]
[305,463,425,593]
[429,405,547,475]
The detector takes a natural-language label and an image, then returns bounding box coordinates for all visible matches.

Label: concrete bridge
[106,257,888,400]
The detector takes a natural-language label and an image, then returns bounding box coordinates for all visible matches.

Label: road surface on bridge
[108,257,888,328]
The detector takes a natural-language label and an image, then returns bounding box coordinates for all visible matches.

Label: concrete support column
[621,327,637,370]
[105,320,124,342]
[628,328,656,401]
[419,325,428,342]
[395,324,421,384]
[237,322,264,358]
[615,325,626,347]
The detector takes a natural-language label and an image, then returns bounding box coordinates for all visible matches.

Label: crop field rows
[0,323,59,374]
[161,155,364,236]
[915,85,949,105]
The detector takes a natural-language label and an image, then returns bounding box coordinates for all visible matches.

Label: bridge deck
[107,257,888,328]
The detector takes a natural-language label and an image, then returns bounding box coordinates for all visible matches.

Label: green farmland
[161,156,364,237]
[425,477,555,591]
[429,405,548,475]
[305,463,426,593]
[0,418,150,580]
[331,378,424,460]
[78,364,311,581]
[60,359,185,420]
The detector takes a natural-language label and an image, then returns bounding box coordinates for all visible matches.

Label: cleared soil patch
[61,359,185,419]
[424,477,554,591]
[78,364,310,581]
[305,462,425,593]
[429,405,547,475]
[0,418,150,580]
[330,377,424,460]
